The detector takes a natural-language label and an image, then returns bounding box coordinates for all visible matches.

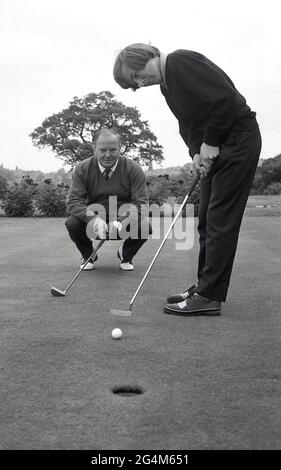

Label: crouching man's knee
[65,215,86,236]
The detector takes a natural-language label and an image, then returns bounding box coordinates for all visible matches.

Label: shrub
[0,174,8,199]
[35,179,69,216]
[146,172,200,216]
[251,155,281,194]
[262,182,281,195]
[1,175,38,216]
[175,185,200,217]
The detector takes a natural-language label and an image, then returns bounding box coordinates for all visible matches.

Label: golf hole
[112,385,144,397]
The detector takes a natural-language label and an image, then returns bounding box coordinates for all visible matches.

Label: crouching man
[65,128,152,271]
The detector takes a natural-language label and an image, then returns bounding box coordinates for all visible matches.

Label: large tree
[30,91,164,168]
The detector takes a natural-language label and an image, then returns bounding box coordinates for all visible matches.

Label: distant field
[245,195,281,217]
[248,195,281,205]
[1,195,281,217]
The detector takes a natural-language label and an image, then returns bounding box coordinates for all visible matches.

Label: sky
[1,0,280,172]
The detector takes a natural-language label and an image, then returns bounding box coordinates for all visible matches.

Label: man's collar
[160,52,168,89]
[98,160,118,174]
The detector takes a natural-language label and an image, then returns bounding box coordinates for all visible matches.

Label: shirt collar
[160,52,168,89]
[98,159,118,174]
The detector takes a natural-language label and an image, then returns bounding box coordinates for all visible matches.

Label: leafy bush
[1,175,38,216]
[251,155,281,194]
[35,179,69,216]
[146,172,200,216]
[262,182,281,195]
[0,174,8,199]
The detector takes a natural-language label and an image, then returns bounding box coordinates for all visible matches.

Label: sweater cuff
[85,212,97,225]
[189,147,200,159]
[203,129,222,146]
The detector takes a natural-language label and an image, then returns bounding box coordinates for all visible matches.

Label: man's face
[133,57,162,88]
[94,134,120,168]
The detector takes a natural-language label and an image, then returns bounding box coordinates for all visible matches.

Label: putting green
[0,216,280,449]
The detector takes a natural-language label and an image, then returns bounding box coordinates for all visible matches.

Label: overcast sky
[1,0,280,172]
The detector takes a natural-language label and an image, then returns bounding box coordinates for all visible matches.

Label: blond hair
[113,43,160,90]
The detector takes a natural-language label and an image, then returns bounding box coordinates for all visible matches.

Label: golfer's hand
[193,144,219,179]
[193,154,208,179]
[108,220,122,238]
[200,143,219,177]
[93,217,108,239]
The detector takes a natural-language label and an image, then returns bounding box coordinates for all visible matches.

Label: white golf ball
[112,328,123,339]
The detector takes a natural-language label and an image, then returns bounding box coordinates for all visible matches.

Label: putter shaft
[119,175,200,314]
[50,239,105,297]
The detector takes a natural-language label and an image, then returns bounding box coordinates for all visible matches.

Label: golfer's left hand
[108,220,122,238]
[199,143,219,178]
[92,217,108,239]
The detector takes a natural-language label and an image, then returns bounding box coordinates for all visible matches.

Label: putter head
[110,309,132,317]
[50,287,66,297]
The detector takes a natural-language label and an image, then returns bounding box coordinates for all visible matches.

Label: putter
[50,239,106,297]
[111,174,200,316]
[50,217,128,297]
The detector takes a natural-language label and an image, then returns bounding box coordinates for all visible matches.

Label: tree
[0,164,14,184]
[260,154,281,187]
[30,91,164,168]
[251,154,281,194]
[0,174,8,198]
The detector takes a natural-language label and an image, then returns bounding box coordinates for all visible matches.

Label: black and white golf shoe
[164,293,221,316]
[117,246,134,271]
[166,283,198,304]
[80,254,98,270]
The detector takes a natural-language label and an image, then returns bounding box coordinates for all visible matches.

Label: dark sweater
[67,156,148,223]
[161,50,256,158]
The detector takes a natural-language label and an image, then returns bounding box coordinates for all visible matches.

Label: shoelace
[182,284,198,296]
[186,292,198,301]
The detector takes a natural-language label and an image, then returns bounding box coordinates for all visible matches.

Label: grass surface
[0,215,281,450]
[245,195,281,217]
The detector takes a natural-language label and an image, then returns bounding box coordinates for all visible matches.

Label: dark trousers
[196,124,262,302]
[65,216,152,262]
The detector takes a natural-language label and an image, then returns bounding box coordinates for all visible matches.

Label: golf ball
[112,328,122,339]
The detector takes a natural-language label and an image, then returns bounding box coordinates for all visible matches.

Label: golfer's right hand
[193,153,213,179]
[92,217,108,239]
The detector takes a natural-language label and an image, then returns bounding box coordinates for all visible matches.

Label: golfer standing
[113,44,261,315]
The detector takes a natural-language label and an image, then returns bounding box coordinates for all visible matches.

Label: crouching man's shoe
[80,254,98,270]
[163,293,221,316]
[117,246,134,271]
